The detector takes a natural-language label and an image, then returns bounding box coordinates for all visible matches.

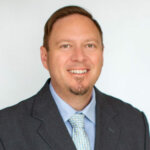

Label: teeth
[69,69,87,74]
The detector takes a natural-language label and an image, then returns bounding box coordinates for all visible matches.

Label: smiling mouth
[68,69,89,74]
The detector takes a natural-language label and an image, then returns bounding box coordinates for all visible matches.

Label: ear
[40,46,49,70]
[101,46,104,66]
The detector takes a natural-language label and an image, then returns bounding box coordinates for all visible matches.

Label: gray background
[0,0,150,124]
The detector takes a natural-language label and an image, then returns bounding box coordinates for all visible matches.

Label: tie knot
[69,113,84,128]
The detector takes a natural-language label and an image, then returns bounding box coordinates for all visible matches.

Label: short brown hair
[43,5,103,50]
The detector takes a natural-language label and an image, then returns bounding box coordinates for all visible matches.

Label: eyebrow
[55,38,100,45]
[55,40,72,45]
[84,39,99,43]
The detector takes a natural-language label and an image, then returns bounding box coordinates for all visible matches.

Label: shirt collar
[49,82,96,124]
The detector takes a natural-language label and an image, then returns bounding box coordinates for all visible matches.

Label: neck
[53,86,93,111]
[66,90,93,111]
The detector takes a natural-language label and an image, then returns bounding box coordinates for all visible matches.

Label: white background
[0,0,150,124]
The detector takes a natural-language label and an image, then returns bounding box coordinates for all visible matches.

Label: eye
[86,43,96,48]
[60,44,71,48]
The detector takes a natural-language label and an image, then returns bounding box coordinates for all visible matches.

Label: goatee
[69,87,89,95]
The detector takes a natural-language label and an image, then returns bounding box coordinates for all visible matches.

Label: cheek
[48,53,68,70]
[91,53,103,66]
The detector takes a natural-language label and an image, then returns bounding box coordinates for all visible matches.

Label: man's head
[43,6,104,51]
[41,6,104,103]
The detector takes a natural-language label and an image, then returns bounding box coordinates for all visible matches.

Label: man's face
[41,14,103,97]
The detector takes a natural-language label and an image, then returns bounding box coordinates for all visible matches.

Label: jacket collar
[94,87,121,150]
[32,79,76,150]
[32,79,120,150]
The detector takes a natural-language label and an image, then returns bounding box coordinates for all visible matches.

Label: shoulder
[95,87,142,115]
[0,96,37,141]
[95,87,150,148]
[0,79,50,122]
[0,95,36,124]
[95,87,149,128]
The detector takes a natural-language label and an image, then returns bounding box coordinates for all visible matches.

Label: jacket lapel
[31,79,121,150]
[94,88,121,150]
[32,80,76,150]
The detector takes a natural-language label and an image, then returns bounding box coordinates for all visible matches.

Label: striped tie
[69,113,91,150]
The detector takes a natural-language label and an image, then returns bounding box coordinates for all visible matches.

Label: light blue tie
[69,113,91,150]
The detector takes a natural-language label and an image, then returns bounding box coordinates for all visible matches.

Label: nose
[71,46,86,62]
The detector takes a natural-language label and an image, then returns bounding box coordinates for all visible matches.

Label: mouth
[68,69,89,75]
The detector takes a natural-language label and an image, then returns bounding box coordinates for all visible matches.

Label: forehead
[49,14,101,42]
[53,14,97,30]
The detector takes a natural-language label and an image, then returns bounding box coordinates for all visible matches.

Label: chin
[68,84,90,96]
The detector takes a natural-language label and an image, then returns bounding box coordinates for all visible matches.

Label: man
[0,5,149,150]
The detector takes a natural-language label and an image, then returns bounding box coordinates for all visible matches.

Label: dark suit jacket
[0,79,149,150]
